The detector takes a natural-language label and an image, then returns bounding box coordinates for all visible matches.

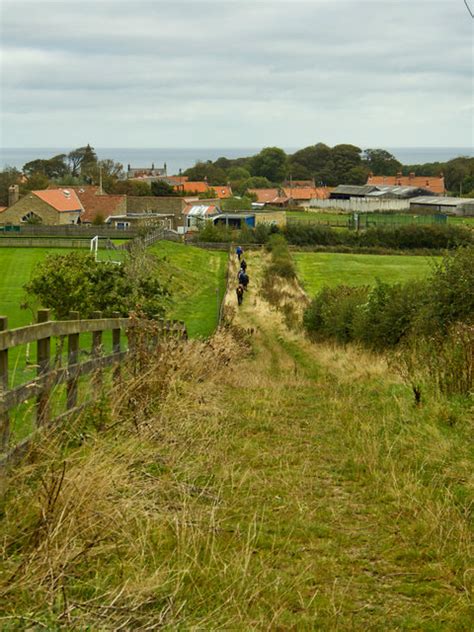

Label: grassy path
[216,251,472,628]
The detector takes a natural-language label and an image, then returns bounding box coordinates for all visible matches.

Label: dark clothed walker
[236,285,244,306]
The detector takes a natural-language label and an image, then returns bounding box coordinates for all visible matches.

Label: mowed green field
[150,241,228,338]
[294,252,438,296]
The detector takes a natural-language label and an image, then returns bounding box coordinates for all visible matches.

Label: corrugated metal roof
[332,185,377,196]
[409,196,462,206]
[185,205,220,218]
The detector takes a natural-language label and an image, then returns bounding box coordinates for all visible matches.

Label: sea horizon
[1,146,472,176]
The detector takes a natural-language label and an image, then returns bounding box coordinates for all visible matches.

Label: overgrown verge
[260,235,306,328]
[303,246,474,398]
[0,327,246,629]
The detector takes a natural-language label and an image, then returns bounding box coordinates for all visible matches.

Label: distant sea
[1,147,472,175]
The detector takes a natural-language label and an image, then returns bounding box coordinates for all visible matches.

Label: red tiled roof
[248,188,281,204]
[48,186,126,222]
[33,189,83,212]
[210,185,232,199]
[283,187,330,200]
[174,181,210,194]
[367,175,445,195]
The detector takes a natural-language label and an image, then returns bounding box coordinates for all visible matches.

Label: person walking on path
[236,284,244,306]
[240,258,247,272]
[238,268,246,284]
[241,272,249,290]
[236,245,243,261]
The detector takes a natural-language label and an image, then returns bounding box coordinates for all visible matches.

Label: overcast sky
[0,0,472,148]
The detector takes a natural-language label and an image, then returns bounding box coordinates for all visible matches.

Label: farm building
[409,196,474,216]
[367,173,446,195]
[183,204,221,232]
[330,185,378,200]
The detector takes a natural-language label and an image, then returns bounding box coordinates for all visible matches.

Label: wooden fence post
[91,311,103,388]
[111,312,121,380]
[66,311,80,410]
[37,309,51,426]
[0,316,9,451]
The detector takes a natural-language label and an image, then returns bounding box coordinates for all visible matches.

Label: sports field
[294,252,438,296]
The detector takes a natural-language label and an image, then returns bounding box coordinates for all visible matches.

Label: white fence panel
[308,198,410,212]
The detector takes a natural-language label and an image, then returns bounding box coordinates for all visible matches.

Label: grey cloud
[1,0,472,147]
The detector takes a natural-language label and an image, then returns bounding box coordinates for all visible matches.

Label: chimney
[396,171,402,178]
[8,184,19,207]
[409,172,415,179]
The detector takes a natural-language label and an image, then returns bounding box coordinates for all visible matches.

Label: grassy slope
[294,251,438,296]
[150,241,228,338]
[0,250,471,629]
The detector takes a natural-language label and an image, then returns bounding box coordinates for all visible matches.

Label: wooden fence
[0,310,187,467]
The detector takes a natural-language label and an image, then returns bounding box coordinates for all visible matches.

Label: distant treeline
[184,145,474,196]
[1,143,473,206]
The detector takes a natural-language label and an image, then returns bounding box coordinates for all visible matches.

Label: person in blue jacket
[236,245,243,261]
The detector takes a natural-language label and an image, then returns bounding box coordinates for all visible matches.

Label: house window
[21,211,43,224]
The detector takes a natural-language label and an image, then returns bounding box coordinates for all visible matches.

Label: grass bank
[150,241,228,338]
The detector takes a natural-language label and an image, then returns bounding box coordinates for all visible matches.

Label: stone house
[0,188,84,225]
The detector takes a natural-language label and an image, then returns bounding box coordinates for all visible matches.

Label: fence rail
[0,225,139,238]
[0,310,187,466]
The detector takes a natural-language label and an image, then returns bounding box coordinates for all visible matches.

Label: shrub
[284,223,474,251]
[303,285,368,344]
[303,247,474,359]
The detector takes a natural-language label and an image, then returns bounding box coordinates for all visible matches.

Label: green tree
[331,144,362,184]
[184,161,227,185]
[68,144,97,178]
[24,251,168,320]
[151,180,176,196]
[290,143,331,181]
[346,165,371,185]
[111,180,152,196]
[23,154,70,179]
[0,166,21,206]
[362,149,402,176]
[250,147,288,183]
[444,157,474,194]
[228,166,251,181]
[22,172,50,192]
